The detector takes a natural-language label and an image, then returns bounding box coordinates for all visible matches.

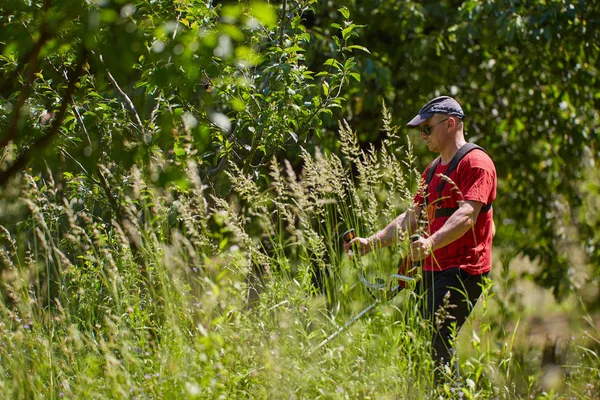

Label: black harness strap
[425,143,493,218]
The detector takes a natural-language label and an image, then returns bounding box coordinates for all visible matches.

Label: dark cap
[406,96,465,128]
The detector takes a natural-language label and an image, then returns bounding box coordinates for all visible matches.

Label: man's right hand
[344,237,372,258]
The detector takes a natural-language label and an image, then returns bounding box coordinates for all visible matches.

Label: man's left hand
[409,236,434,261]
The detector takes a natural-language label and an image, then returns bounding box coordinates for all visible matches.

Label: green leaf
[342,24,358,41]
[221,25,245,41]
[338,7,350,20]
[344,57,355,70]
[302,71,315,80]
[63,115,76,125]
[286,45,305,53]
[230,98,246,111]
[319,109,333,117]
[349,72,361,82]
[345,45,371,54]
[251,2,277,28]
[323,58,341,70]
[222,4,243,21]
[322,81,329,96]
[235,46,264,66]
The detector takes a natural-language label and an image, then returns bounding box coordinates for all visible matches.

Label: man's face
[419,114,450,152]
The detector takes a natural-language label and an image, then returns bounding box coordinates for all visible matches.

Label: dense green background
[1,1,600,397]
[2,0,598,297]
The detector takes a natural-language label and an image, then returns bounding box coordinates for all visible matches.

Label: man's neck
[439,137,467,165]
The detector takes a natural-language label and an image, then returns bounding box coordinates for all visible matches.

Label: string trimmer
[309,229,420,354]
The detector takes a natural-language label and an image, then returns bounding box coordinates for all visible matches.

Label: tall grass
[0,111,599,399]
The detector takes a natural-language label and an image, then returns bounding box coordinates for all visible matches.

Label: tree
[2,0,599,300]
[304,0,600,299]
[1,0,364,193]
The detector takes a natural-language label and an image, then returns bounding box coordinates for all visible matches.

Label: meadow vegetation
[1,114,599,399]
[1,0,600,398]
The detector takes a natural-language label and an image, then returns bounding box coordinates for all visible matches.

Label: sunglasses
[420,118,450,136]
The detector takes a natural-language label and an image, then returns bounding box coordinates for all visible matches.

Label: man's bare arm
[410,200,483,260]
[369,205,421,249]
[344,205,422,257]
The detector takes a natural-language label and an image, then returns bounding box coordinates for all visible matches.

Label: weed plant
[0,111,599,399]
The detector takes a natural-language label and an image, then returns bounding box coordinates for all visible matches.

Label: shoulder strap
[423,157,441,207]
[425,157,441,185]
[446,143,486,176]
[427,143,494,218]
[435,143,486,195]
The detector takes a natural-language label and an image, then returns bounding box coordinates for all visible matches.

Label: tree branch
[202,121,240,185]
[0,0,56,97]
[279,0,288,45]
[0,32,51,152]
[0,48,87,188]
[98,54,145,134]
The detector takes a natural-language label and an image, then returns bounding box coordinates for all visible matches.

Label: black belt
[434,203,493,218]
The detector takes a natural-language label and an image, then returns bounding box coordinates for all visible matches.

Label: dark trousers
[415,268,488,381]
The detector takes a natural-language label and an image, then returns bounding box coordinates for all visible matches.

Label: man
[344,95,497,382]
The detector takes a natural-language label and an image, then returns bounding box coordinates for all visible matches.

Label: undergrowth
[0,110,598,399]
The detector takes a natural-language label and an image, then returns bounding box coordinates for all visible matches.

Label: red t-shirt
[413,149,497,274]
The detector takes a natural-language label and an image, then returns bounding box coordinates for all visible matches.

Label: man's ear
[448,116,457,130]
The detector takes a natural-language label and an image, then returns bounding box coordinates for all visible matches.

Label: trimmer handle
[342,229,356,244]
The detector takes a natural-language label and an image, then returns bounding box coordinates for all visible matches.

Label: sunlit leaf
[251,2,277,28]
[235,45,263,66]
[345,45,370,54]
[338,6,350,20]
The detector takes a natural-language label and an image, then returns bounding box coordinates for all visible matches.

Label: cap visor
[406,112,432,128]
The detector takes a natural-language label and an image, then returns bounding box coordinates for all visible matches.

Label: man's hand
[409,236,434,261]
[344,237,372,258]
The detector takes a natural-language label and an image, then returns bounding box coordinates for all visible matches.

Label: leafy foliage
[305,0,600,299]
[5,0,597,297]
[1,0,363,194]
[1,0,600,397]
